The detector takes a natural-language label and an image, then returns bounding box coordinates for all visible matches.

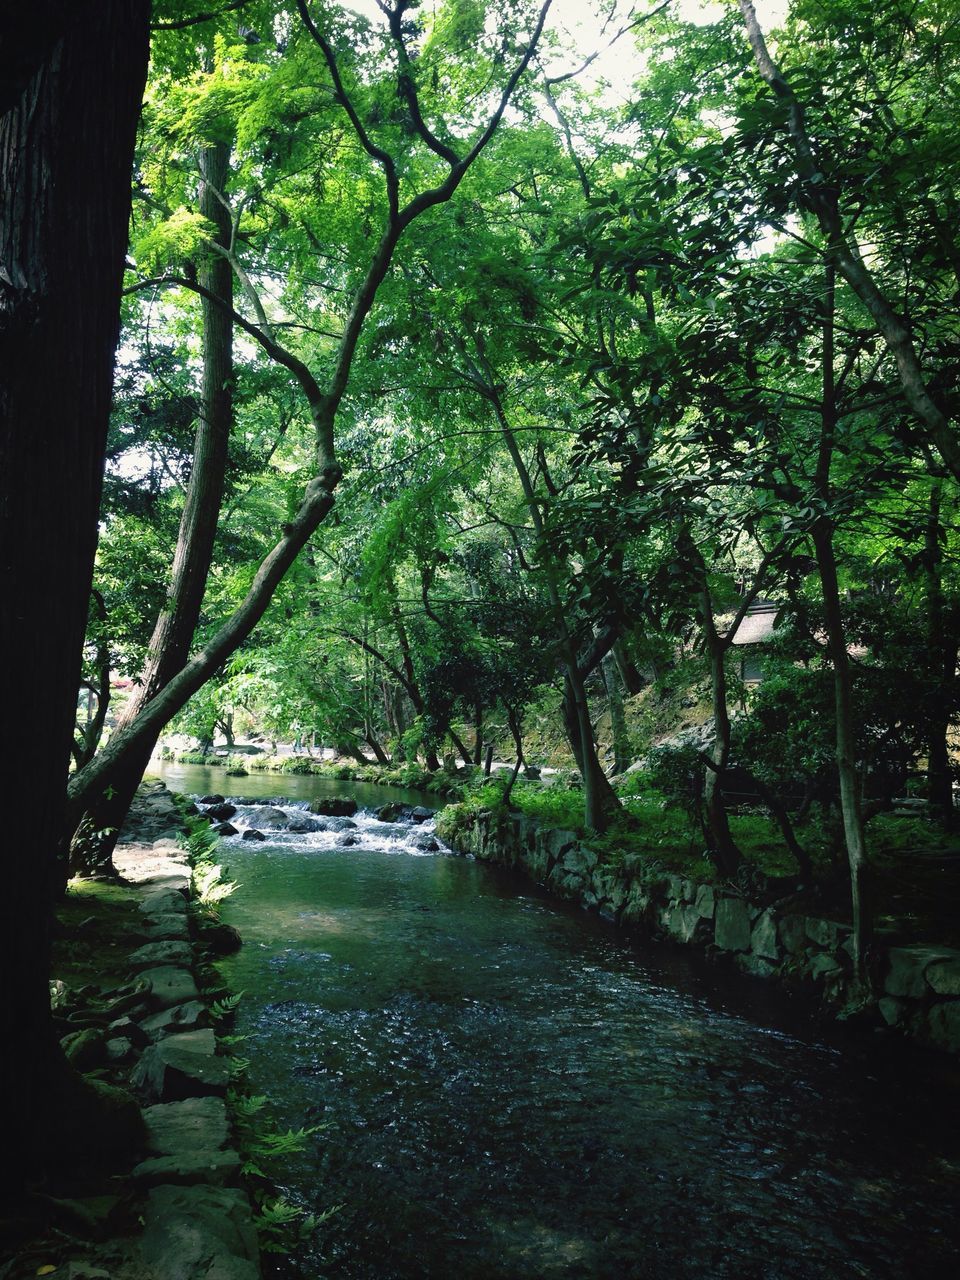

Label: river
[162,766,960,1279]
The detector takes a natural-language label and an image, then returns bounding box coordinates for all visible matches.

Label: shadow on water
[197,785,960,1280]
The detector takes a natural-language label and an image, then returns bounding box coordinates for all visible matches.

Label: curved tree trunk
[0,0,150,1191]
[71,134,235,874]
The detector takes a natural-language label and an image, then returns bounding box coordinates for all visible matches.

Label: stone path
[110,790,260,1280]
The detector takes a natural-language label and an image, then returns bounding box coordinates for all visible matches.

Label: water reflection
[212,800,960,1280]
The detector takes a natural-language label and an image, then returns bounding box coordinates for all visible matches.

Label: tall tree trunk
[813,262,872,985]
[0,1,150,1191]
[602,648,631,775]
[924,483,956,828]
[701,621,742,878]
[490,390,619,831]
[72,135,235,874]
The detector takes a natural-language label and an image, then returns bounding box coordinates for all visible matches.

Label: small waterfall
[196,795,449,857]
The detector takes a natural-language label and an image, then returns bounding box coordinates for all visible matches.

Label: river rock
[410,806,435,823]
[136,913,190,944]
[805,917,847,950]
[559,844,598,876]
[808,952,844,982]
[108,1015,151,1049]
[130,940,193,971]
[309,797,358,817]
[778,914,808,956]
[241,828,265,841]
[139,1000,210,1038]
[61,1027,106,1070]
[246,805,289,828]
[198,794,225,805]
[214,821,239,836]
[410,833,441,853]
[921,1001,960,1054]
[106,1036,134,1063]
[751,909,780,961]
[141,1184,259,1280]
[878,996,908,1027]
[143,1096,229,1155]
[139,889,188,917]
[376,802,411,822]
[663,903,703,944]
[132,1029,229,1102]
[694,884,715,919]
[338,834,360,847]
[205,802,237,821]
[884,945,946,999]
[132,1148,242,1187]
[201,918,244,956]
[140,966,201,1008]
[925,952,960,996]
[287,816,324,833]
[543,828,578,861]
[714,897,752,952]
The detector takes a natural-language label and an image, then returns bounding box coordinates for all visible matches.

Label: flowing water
[168,770,960,1279]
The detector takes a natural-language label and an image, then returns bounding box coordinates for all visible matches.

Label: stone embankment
[55,781,260,1279]
[445,809,960,1056]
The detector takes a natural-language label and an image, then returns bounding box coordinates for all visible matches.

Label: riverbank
[2,783,260,1280]
[439,806,960,1057]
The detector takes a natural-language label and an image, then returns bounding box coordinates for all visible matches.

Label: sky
[339,0,791,101]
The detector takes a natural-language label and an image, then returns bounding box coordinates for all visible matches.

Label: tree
[66,0,555,836]
[0,0,151,1188]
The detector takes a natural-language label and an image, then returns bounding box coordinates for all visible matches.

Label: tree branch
[151,1,249,31]
[295,0,401,219]
[738,0,960,481]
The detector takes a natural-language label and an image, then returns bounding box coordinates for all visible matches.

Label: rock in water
[204,802,237,821]
[245,805,289,828]
[309,797,358,817]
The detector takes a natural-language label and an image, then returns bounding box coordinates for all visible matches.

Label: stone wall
[445,808,960,1056]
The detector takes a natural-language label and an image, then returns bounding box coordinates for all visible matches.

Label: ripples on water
[203,789,960,1280]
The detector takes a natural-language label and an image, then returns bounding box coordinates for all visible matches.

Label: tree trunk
[813,521,872,979]
[702,632,742,878]
[813,261,871,985]
[602,648,631,775]
[738,0,960,483]
[491,390,619,831]
[73,134,235,872]
[0,1,150,1191]
[924,484,956,828]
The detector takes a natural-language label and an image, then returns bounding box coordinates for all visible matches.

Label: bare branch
[544,1,671,86]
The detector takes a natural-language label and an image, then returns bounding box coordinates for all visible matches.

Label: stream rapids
[163,767,960,1279]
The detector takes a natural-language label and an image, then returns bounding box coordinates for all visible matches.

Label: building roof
[729,600,780,647]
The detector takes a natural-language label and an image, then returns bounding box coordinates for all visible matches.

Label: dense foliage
[76,0,960,965]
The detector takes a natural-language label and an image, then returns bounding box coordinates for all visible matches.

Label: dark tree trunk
[365,734,390,766]
[73,134,235,872]
[924,484,956,829]
[0,1,150,1190]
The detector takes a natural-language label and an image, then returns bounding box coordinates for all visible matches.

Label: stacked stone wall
[447,810,960,1056]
